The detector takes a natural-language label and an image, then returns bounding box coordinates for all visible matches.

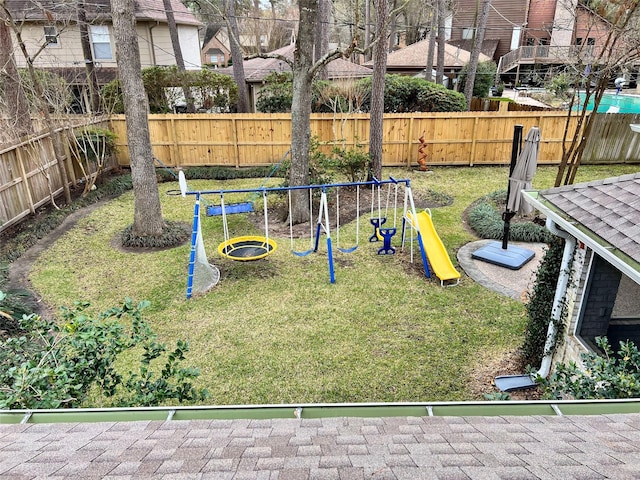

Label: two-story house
[449,0,632,87]
[5,0,202,112]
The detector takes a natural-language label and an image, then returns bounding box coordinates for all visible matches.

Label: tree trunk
[288,0,316,224]
[77,0,101,113]
[112,0,164,237]
[163,0,195,112]
[424,8,436,82]
[364,0,371,62]
[369,0,389,180]
[435,0,445,85]
[0,16,32,138]
[387,0,397,53]
[463,0,492,110]
[314,0,330,80]
[227,0,250,113]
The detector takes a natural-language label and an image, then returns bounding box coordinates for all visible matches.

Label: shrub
[458,61,498,97]
[256,72,293,113]
[467,197,554,243]
[540,336,640,399]
[329,143,371,183]
[121,220,190,249]
[0,299,209,409]
[521,238,565,367]
[358,75,466,113]
[102,67,239,114]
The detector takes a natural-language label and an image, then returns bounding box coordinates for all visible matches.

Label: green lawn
[29,164,639,406]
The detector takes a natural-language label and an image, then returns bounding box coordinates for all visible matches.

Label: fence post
[16,147,36,215]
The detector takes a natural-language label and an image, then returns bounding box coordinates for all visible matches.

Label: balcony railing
[498,45,600,73]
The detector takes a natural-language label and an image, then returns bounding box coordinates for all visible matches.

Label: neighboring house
[524,173,640,376]
[5,0,202,112]
[372,39,490,88]
[201,25,231,68]
[449,0,528,63]
[498,0,629,85]
[217,44,373,112]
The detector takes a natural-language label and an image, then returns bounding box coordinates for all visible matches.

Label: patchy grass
[28,165,640,405]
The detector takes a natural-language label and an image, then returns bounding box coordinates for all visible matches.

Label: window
[587,38,595,46]
[462,27,474,40]
[89,25,112,60]
[44,26,58,46]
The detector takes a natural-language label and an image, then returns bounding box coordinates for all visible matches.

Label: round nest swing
[217,235,277,261]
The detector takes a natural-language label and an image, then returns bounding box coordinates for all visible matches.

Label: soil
[246,186,451,237]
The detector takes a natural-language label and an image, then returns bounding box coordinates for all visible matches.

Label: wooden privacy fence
[0,119,111,235]
[109,111,583,168]
[582,113,640,164]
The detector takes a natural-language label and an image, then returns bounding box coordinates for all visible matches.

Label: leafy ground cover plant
[0,298,208,409]
[540,336,640,399]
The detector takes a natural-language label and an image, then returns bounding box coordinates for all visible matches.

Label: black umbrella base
[472,241,535,270]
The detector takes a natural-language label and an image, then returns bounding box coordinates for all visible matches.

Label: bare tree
[112,0,165,237]
[555,0,640,186]
[225,0,250,112]
[77,0,100,113]
[0,0,71,204]
[424,7,436,81]
[0,12,32,138]
[163,0,196,112]
[463,0,492,109]
[314,0,330,79]
[369,0,390,180]
[435,0,445,84]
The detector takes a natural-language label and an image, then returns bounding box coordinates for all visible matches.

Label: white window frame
[89,25,113,60]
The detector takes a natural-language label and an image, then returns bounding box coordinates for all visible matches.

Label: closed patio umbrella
[507,126,540,216]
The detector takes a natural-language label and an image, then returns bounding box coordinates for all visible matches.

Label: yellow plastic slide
[409,211,461,285]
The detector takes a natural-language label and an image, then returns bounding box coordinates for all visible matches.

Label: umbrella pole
[502,124,523,250]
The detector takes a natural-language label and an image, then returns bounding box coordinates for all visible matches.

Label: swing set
[181,177,442,298]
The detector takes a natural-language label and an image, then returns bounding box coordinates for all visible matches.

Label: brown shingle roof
[218,44,373,82]
[539,173,640,263]
[5,0,200,25]
[365,40,491,69]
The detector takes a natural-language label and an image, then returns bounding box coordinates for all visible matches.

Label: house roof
[4,0,200,26]
[2,406,640,477]
[217,44,373,82]
[366,40,491,70]
[524,172,640,283]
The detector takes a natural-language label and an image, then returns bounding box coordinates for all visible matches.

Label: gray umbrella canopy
[507,126,540,215]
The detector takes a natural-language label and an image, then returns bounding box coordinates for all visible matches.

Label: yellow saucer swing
[216,189,277,261]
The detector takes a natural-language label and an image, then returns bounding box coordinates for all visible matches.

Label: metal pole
[502,124,523,250]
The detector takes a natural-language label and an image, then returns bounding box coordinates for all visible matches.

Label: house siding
[525,0,556,45]
[450,0,529,60]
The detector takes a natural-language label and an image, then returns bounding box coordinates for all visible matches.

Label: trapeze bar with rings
[184,177,428,298]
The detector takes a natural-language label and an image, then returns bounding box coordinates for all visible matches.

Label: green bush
[256,72,294,113]
[102,66,239,114]
[540,336,640,399]
[121,220,190,249]
[329,143,371,183]
[467,198,554,243]
[358,75,466,113]
[521,238,565,366]
[458,61,498,97]
[0,299,209,409]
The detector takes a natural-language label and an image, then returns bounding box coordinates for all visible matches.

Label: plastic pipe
[536,217,576,378]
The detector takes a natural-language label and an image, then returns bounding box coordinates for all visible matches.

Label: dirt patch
[468,349,542,400]
[248,186,450,238]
